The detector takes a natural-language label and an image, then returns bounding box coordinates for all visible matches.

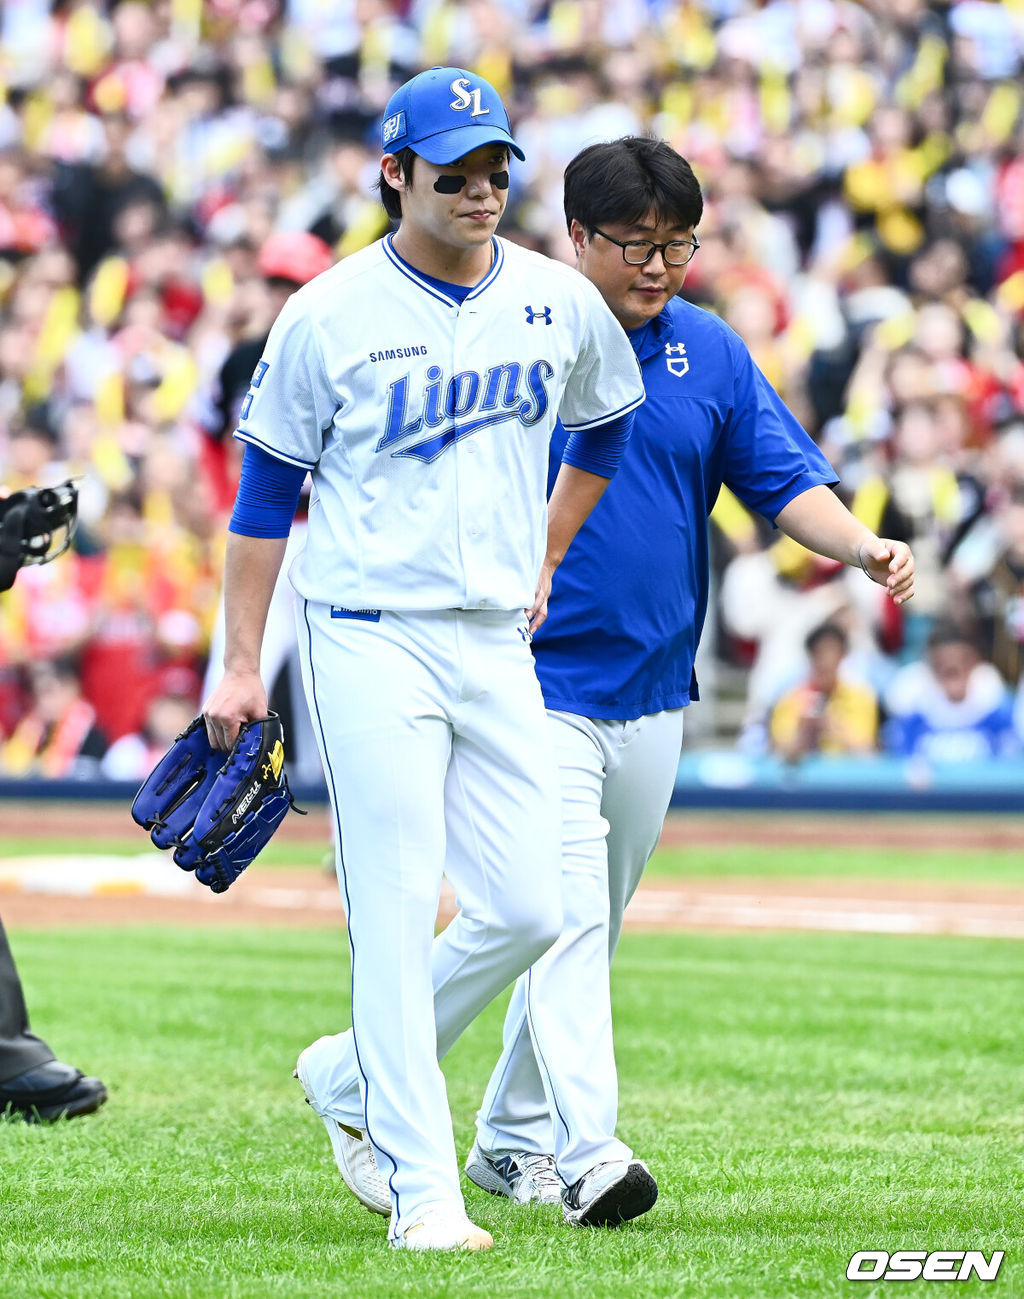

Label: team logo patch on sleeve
[239,360,270,421]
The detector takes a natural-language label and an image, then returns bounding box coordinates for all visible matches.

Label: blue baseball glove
[131,713,304,893]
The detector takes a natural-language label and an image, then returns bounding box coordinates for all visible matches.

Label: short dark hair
[563,136,703,236]
[375,147,417,220]
[805,622,848,655]
[926,620,979,656]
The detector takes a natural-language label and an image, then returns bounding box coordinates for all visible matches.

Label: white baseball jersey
[234,235,644,611]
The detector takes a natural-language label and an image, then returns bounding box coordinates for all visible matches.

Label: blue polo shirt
[534,296,838,720]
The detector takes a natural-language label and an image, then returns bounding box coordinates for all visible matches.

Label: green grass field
[2,914,1022,1298]
[2,820,1022,1296]
[644,841,1024,886]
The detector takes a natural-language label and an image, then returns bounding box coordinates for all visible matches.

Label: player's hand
[202,668,268,751]
[858,537,915,604]
[527,559,555,634]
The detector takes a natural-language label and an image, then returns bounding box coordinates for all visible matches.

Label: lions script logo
[379,360,554,463]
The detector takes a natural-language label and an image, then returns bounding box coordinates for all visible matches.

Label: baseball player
[462,137,915,1225]
[201,69,644,1251]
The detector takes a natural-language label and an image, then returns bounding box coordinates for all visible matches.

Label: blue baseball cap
[381,66,525,164]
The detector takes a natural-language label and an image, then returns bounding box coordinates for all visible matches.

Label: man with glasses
[464,137,916,1227]
[588,226,701,267]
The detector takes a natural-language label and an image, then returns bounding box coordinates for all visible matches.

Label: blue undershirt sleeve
[228,442,307,538]
[560,409,635,478]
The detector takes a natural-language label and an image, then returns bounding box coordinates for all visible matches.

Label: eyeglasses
[592,228,700,267]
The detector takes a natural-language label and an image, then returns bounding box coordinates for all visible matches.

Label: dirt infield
[5,871,1024,938]
[3,806,1024,937]
[6,801,1024,850]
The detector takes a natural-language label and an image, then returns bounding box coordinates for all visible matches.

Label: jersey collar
[382,235,504,306]
[627,304,675,365]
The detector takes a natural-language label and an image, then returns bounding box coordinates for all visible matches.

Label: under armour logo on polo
[665,342,689,376]
[525,306,552,325]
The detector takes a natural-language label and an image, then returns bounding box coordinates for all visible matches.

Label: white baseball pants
[475,706,685,1184]
[295,602,562,1241]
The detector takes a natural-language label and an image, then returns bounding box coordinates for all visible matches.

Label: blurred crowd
[1,0,1024,779]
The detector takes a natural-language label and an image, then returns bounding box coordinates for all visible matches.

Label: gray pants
[0,917,54,1084]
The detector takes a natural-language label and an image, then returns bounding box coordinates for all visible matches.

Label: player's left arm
[528,464,614,633]
[775,483,915,604]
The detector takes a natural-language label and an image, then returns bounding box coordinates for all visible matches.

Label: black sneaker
[562,1159,658,1227]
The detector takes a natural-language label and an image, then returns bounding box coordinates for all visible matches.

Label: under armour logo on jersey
[525,306,552,325]
[665,342,689,376]
[449,78,490,117]
[378,359,555,463]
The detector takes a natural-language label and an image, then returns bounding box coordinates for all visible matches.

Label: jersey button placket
[453,303,485,606]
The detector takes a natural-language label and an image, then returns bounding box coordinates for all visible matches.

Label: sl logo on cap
[449,77,490,118]
[383,111,406,145]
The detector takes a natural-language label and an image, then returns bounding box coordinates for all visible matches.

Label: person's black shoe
[0,1060,107,1122]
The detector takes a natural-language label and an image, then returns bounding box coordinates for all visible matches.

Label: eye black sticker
[432,171,510,193]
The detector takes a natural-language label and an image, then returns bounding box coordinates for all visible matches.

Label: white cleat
[465,1139,562,1205]
[391,1208,494,1251]
[561,1159,658,1228]
[294,1047,391,1216]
